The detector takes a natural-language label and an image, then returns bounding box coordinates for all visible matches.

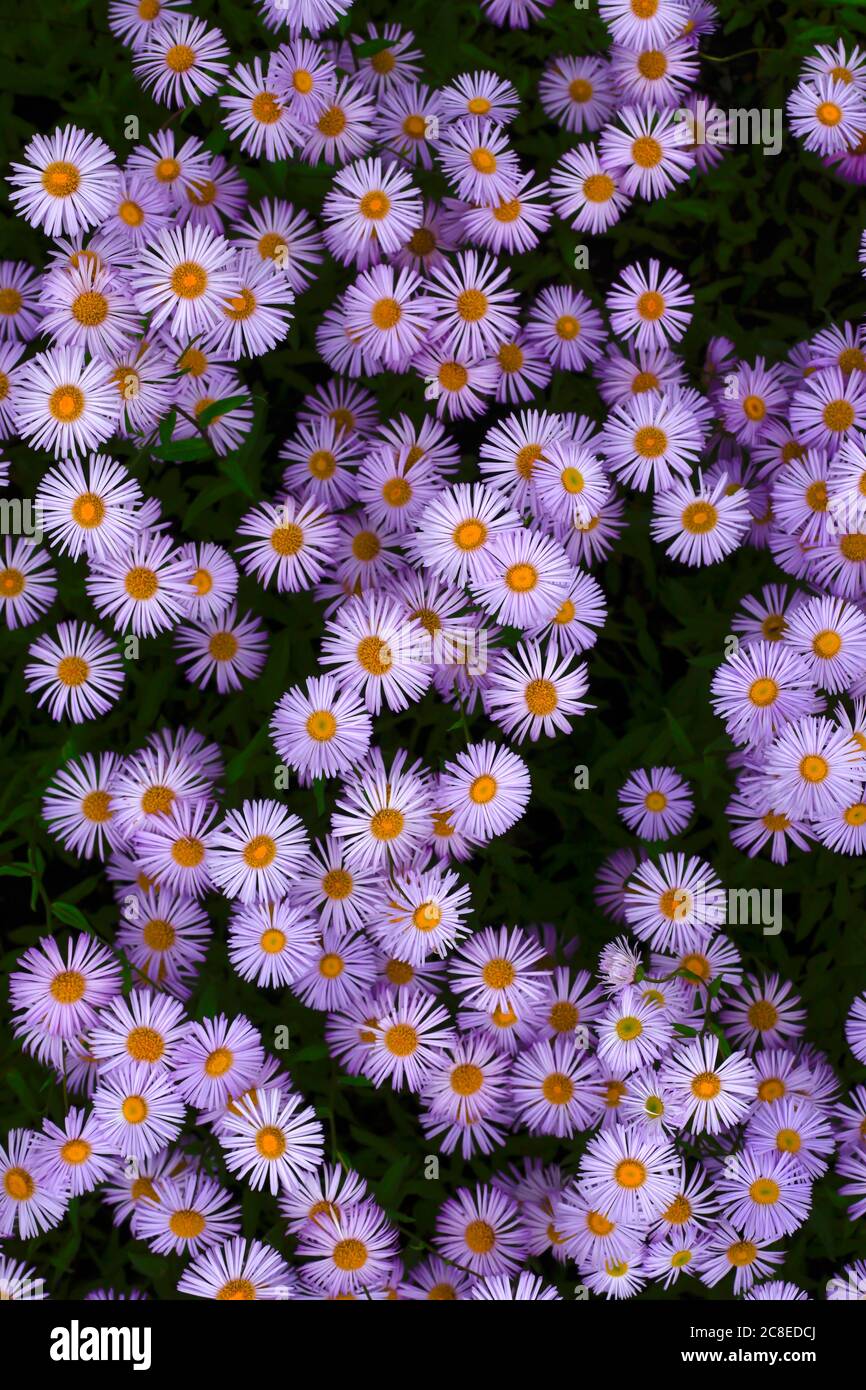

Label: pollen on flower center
[823,399,855,431]
[644,789,667,811]
[470,773,497,803]
[637,49,668,80]
[170,261,208,299]
[412,900,442,931]
[72,290,109,326]
[470,147,497,174]
[0,567,24,596]
[812,628,842,658]
[798,753,828,783]
[482,956,515,990]
[306,709,337,741]
[505,562,538,592]
[749,676,779,706]
[72,492,106,527]
[631,135,662,168]
[49,384,85,421]
[122,1095,148,1124]
[322,868,353,899]
[243,834,277,868]
[681,501,719,534]
[60,1138,91,1165]
[164,43,196,74]
[125,565,159,600]
[352,529,380,561]
[251,91,282,124]
[634,425,667,458]
[464,1218,496,1253]
[370,296,401,329]
[225,288,257,321]
[637,289,665,320]
[170,1208,206,1238]
[451,1062,483,1095]
[57,655,89,687]
[260,927,286,953]
[205,1046,233,1076]
[172,836,205,867]
[141,784,174,815]
[355,634,392,677]
[382,477,411,507]
[4,1166,35,1200]
[118,199,144,226]
[453,518,486,550]
[127,1026,165,1062]
[840,533,866,561]
[542,1071,575,1104]
[457,288,488,322]
[525,677,558,716]
[691,1070,721,1099]
[50,969,86,1003]
[143,917,175,950]
[385,1023,418,1056]
[217,1278,256,1300]
[333,1238,368,1271]
[497,342,524,371]
[255,1125,286,1159]
[569,77,593,103]
[555,314,580,340]
[271,523,304,556]
[816,100,842,126]
[319,953,344,978]
[359,190,391,220]
[82,789,112,822]
[749,1177,780,1205]
[370,807,405,841]
[438,361,469,392]
[615,1015,643,1040]
[747,999,779,1030]
[615,1158,647,1189]
[42,160,80,197]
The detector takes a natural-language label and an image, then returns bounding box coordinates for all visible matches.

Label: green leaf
[51,901,89,930]
[197,394,250,427]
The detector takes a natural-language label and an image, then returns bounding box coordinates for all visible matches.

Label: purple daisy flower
[36,453,143,561]
[0,538,57,629]
[232,197,324,294]
[175,604,268,694]
[218,1086,324,1195]
[134,1171,241,1256]
[331,747,432,871]
[600,106,694,199]
[550,142,631,234]
[745,1097,835,1179]
[606,259,694,349]
[449,924,549,1014]
[618,767,694,839]
[177,1236,294,1300]
[846,993,866,1063]
[227,898,319,989]
[577,1128,680,1223]
[0,1129,68,1238]
[438,740,531,844]
[485,640,591,743]
[437,116,520,204]
[661,1034,757,1135]
[8,125,116,237]
[710,641,820,746]
[271,674,372,783]
[320,593,432,715]
[510,1037,601,1136]
[296,1197,399,1295]
[209,800,309,904]
[720,974,807,1054]
[788,75,866,154]
[419,1036,512,1158]
[91,1063,185,1159]
[524,284,607,371]
[42,751,123,861]
[651,470,750,565]
[25,620,124,724]
[715,1151,812,1241]
[290,835,380,934]
[601,390,703,492]
[132,14,230,108]
[30,1106,115,1198]
[785,592,866,694]
[89,988,188,1074]
[623,851,724,951]
[764,714,866,818]
[86,530,192,638]
[435,1183,526,1278]
[363,989,455,1092]
[697,1220,785,1294]
[471,529,572,629]
[13,346,119,458]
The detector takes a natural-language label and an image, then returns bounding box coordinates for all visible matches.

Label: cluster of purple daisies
[1,0,866,1301]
